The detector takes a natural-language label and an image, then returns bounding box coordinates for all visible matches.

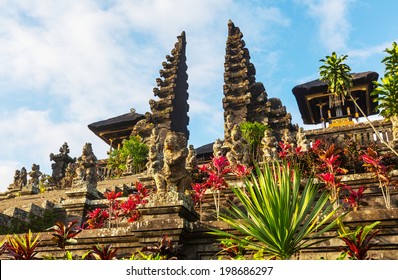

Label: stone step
[3,207,30,223]
[20,203,45,219]
[0,213,12,228]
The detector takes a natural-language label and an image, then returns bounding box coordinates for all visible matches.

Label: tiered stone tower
[151,31,190,144]
[223,21,269,144]
[223,20,295,151]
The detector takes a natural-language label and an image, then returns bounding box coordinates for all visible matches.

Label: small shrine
[292,71,379,127]
[87,110,145,149]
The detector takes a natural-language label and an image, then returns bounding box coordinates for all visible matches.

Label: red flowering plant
[191,183,207,221]
[85,181,150,228]
[343,186,367,211]
[277,141,306,171]
[85,208,110,229]
[361,147,396,209]
[233,163,252,179]
[313,143,348,208]
[104,190,123,228]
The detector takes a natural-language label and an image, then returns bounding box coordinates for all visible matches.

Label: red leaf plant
[315,143,348,207]
[343,186,366,210]
[199,156,231,220]
[85,208,110,229]
[337,220,380,260]
[47,220,82,254]
[87,244,119,260]
[104,190,123,227]
[233,164,252,179]
[86,181,150,228]
[361,147,395,209]
[191,183,207,222]
[196,156,253,221]
[120,194,141,223]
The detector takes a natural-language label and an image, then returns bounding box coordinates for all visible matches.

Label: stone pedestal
[63,181,101,226]
[130,190,199,245]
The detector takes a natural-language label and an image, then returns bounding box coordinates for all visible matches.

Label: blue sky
[0,0,397,192]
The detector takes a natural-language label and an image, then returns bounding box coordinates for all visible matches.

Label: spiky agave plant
[210,162,345,260]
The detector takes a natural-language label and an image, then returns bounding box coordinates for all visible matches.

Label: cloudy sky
[0,0,397,192]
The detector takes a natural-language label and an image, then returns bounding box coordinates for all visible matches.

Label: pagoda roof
[292,71,379,125]
[88,112,145,148]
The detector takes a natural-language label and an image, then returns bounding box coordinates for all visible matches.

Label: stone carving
[12,169,21,189]
[146,127,163,176]
[60,163,77,189]
[281,128,294,144]
[296,126,307,151]
[213,138,224,157]
[24,164,42,194]
[132,112,154,144]
[28,164,42,187]
[154,131,191,193]
[145,31,191,194]
[226,124,248,165]
[265,98,296,143]
[261,130,277,161]
[223,20,268,147]
[50,142,76,183]
[75,143,98,185]
[186,144,198,171]
[150,31,189,143]
[9,167,28,191]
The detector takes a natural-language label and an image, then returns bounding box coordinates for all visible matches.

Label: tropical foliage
[240,121,268,163]
[210,162,344,260]
[372,42,398,119]
[361,147,396,209]
[85,181,150,228]
[47,220,82,253]
[107,135,149,177]
[319,52,352,113]
[337,220,380,260]
[2,230,41,260]
[86,244,119,260]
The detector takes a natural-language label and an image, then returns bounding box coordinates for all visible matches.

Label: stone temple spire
[223,20,268,146]
[150,31,190,143]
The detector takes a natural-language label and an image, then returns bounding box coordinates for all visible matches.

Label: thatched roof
[292,71,379,124]
[88,112,145,148]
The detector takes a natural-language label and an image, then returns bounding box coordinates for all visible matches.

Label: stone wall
[1,171,398,260]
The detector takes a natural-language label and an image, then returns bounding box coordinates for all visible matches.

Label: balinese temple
[88,110,145,150]
[292,71,379,127]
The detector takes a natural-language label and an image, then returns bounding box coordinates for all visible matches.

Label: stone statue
[213,138,224,157]
[186,144,198,171]
[20,167,27,188]
[49,142,76,183]
[296,126,307,151]
[28,163,42,188]
[60,162,76,189]
[154,131,191,193]
[226,124,248,166]
[281,128,294,144]
[75,143,98,185]
[146,127,163,175]
[13,169,21,189]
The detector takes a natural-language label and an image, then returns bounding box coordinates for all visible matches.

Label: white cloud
[348,40,398,60]
[0,0,296,192]
[0,108,109,192]
[300,0,352,52]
